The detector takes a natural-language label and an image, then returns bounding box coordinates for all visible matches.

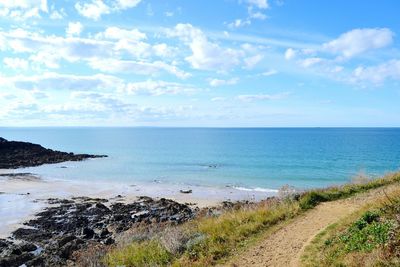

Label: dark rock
[13,228,52,242]
[0,252,34,267]
[0,137,107,169]
[103,237,114,245]
[95,202,110,212]
[81,228,95,239]
[0,238,11,250]
[99,228,110,238]
[58,235,76,248]
[20,243,37,252]
[5,196,196,266]
[10,247,22,255]
[25,256,45,267]
[60,239,83,259]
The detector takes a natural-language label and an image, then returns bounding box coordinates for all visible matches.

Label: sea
[1,127,400,192]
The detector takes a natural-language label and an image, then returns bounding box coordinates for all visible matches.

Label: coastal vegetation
[299,172,400,210]
[302,186,400,266]
[105,172,400,266]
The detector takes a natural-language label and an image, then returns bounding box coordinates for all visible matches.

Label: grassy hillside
[105,172,400,267]
[302,183,400,266]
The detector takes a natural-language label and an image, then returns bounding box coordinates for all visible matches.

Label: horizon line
[1,126,400,129]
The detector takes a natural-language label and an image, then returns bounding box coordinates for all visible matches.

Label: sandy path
[227,183,400,267]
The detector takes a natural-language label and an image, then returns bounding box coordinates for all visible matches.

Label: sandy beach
[0,170,277,239]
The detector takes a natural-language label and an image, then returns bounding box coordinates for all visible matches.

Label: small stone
[58,235,76,248]
[103,237,114,245]
[19,243,37,252]
[82,228,95,239]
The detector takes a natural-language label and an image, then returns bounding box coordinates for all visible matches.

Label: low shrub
[335,211,393,252]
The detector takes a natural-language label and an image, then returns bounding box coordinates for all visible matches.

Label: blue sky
[0,0,399,127]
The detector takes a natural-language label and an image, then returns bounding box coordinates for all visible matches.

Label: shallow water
[1,127,400,191]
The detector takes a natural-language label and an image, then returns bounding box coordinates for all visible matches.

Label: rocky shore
[0,137,107,169]
[0,196,197,266]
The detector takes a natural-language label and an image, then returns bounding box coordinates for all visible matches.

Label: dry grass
[73,243,110,267]
[299,172,400,210]
[105,172,400,267]
[106,198,300,266]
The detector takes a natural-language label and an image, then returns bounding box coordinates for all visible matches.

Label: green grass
[302,186,400,267]
[105,240,173,267]
[105,172,400,267]
[174,199,299,266]
[326,210,393,253]
[299,172,400,210]
[106,199,300,266]
[318,211,397,266]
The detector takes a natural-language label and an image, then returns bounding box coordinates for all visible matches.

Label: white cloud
[0,0,48,19]
[351,60,400,85]
[2,92,196,124]
[75,0,142,20]
[0,29,114,63]
[31,89,48,99]
[124,80,197,96]
[49,8,65,19]
[165,11,174,17]
[115,40,153,58]
[7,72,123,91]
[89,58,191,79]
[249,11,267,20]
[96,26,147,41]
[0,93,17,100]
[246,0,269,9]
[3,57,29,70]
[115,0,142,9]
[211,97,226,102]
[95,26,177,60]
[0,28,183,77]
[261,69,278,76]
[66,22,84,37]
[237,92,289,102]
[244,54,264,68]
[209,78,239,87]
[75,0,110,20]
[168,23,244,71]
[284,48,296,60]
[152,43,177,58]
[228,19,251,29]
[0,0,47,11]
[323,28,394,59]
[299,57,323,68]
[29,51,61,69]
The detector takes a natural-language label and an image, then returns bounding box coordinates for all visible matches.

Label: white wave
[233,186,278,193]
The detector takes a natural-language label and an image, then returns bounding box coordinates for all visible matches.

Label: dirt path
[226,184,400,267]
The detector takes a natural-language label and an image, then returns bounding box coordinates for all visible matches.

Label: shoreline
[0,172,278,239]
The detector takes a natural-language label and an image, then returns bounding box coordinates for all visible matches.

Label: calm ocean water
[1,127,400,191]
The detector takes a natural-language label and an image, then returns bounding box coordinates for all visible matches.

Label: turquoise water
[1,128,400,190]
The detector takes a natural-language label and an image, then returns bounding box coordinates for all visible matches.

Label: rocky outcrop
[0,137,107,169]
[0,196,197,266]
